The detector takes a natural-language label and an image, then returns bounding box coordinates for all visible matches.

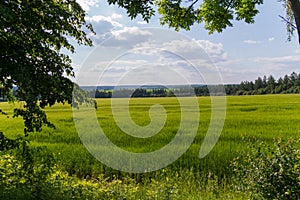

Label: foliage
[107,0,155,22]
[281,0,297,41]
[0,142,55,199]
[283,0,300,43]
[0,0,94,135]
[109,0,264,32]
[109,0,300,43]
[232,137,300,200]
[225,72,300,96]
[0,132,21,151]
[90,87,176,98]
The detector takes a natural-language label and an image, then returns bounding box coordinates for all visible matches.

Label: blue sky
[73,0,300,85]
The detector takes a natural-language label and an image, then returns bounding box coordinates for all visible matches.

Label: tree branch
[187,0,199,11]
[288,0,300,44]
[279,15,297,29]
[225,0,235,13]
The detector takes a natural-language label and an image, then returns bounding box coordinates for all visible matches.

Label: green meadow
[1,94,300,199]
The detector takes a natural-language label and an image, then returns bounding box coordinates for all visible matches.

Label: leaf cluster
[109,0,264,33]
[107,0,155,21]
[0,0,94,134]
[159,0,263,32]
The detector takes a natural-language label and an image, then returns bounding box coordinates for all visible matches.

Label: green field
[1,94,300,199]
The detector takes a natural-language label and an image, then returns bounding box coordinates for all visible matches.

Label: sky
[72,0,300,86]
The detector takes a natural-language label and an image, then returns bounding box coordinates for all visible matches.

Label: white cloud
[268,37,275,42]
[85,14,124,44]
[97,27,153,48]
[76,28,227,85]
[244,37,275,44]
[160,39,227,63]
[255,55,300,63]
[93,28,226,65]
[111,27,152,40]
[215,54,300,84]
[243,40,261,44]
[137,21,148,25]
[196,40,228,62]
[77,0,99,11]
[110,13,123,20]
[86,14,123,27]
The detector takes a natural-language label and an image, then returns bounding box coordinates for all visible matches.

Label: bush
[232,137,300,200]
[0,144,139,200]
[0,142,56,199]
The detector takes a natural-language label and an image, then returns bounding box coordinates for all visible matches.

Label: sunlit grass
[0,94,299,179]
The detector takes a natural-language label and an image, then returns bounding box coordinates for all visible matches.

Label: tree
[254,76,263,90]
[283,74,291,90]
[0,0,94,136]
[262,75,267,88]
[286,0,300,43]
[108,0,300,44]
[290,71,300,86]
[266,75,276,93]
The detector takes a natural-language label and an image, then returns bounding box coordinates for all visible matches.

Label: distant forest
[89,72,300,98]
[225,72,300,95]
[2,72,298,101]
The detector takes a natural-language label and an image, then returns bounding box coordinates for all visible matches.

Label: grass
[0,94,300,198]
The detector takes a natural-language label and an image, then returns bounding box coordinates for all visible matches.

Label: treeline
[89,72,300,98]
[2,73,298,100]
[90,88,195,98]
[226,72,300,95]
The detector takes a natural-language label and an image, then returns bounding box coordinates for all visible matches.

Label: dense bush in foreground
[232,137,300,200]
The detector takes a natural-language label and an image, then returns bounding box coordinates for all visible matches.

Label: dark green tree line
[227,72,300,95]
[91,72,300,97]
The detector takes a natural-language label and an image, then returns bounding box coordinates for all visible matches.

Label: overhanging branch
[279,15,297,29]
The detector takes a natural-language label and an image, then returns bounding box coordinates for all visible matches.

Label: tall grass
[0,94,299,181]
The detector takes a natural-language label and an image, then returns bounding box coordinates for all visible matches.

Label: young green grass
[0,94,299,180]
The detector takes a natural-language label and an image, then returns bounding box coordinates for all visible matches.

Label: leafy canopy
[108,0,300,43]
[0,0,94,135]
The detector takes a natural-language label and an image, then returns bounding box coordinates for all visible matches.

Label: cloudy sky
[72,0,300,85]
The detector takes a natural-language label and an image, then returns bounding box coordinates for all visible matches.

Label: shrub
[0,142,139,199]
[232,137,300,200]
[0,142,55,199]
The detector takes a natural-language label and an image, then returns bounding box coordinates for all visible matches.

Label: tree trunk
[289,0,300,44]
